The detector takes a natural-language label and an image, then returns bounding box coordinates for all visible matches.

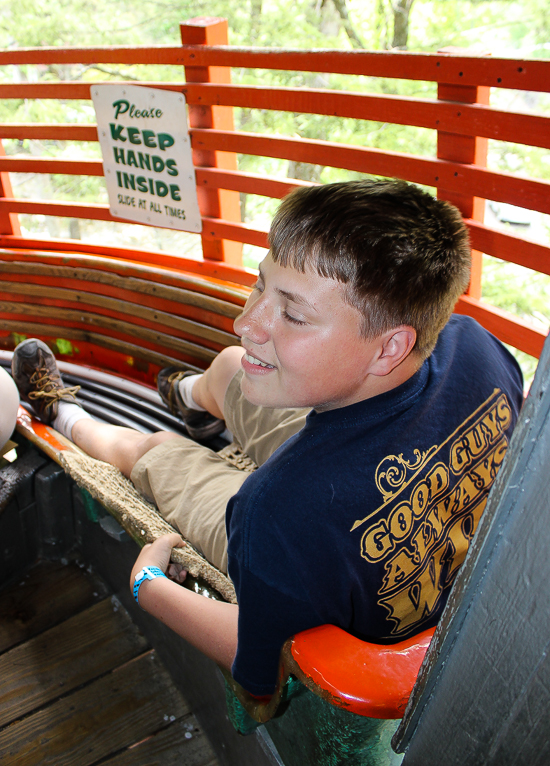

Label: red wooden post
[436,49,490,300]
[180,17,243,265]
[0,141,21,236]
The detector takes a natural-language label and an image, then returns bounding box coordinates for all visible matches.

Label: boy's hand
[130,533,187,589]
[128,532,238,672]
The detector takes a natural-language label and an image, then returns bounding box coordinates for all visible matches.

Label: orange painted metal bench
[221,624,435,736]
[286,624,435,719]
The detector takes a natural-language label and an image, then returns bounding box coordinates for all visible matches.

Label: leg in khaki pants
[130,368,308,573]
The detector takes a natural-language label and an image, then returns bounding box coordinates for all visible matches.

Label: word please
[112,99,163,120]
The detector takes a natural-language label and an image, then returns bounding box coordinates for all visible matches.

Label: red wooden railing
[0,17,548,368]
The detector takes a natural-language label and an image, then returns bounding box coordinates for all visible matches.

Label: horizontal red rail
[466,220,550,277]
[0,197,130,222]
[2,197,547,278]
[0,156,308,198]
[0,124,99,141]
[0,45,548,91]
[192,130,550,215]
[196,168,311,199]
[184,84,550,150]
[0,82,179,99]
[455,295,547,359]
[0,199,268,249]
[3,133,550,215]
[201,217,268,249]
[1,82,548,150]
[0,157,104,175]
[1,178,547,276]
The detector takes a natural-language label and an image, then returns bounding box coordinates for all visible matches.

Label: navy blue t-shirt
[226,316,524,695]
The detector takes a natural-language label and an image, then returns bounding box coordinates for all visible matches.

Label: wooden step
[0,597,150,727]
[101,717,220,766]
[0,559,220,766]
[0,560,108,653]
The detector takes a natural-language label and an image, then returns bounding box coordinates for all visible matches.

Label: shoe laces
[166,370,187,405]
[167,370,188,384]
[28,366,81,410]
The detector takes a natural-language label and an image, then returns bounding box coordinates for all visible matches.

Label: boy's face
[233,253,383,411]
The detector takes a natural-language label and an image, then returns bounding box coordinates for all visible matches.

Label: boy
[12,180,524,696]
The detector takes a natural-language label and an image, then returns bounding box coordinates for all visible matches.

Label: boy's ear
[368,326,417,376]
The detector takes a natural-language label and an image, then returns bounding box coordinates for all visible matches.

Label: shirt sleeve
[230,566,323,696]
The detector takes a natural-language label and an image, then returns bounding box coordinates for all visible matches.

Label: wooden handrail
[0,253,249,308]
[0,124,99,141]
[2,137,548,216]
[455,295,547,359]
[0,45,548,91]
[1,82,548,149]
[466,220,550,277]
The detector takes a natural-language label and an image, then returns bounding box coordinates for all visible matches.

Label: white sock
[52,401,94,441]
[178,374,206,411]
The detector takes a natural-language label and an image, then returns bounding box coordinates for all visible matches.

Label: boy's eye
[283,310,306,326]
[252,279,264,292]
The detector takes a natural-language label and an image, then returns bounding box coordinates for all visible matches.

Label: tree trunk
[287,161,324,183]
[330,0,366,48]
[249,0,263,42]
[391,0,415,49]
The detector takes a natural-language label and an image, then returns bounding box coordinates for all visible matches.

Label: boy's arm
[130,534,238,671]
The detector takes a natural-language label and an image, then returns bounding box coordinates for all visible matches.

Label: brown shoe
[157,367,225,440]
[11,338,80,424]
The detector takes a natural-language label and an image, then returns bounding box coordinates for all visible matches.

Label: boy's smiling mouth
[243,352,276,369]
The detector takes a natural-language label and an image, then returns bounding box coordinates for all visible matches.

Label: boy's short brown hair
[269,179,471,358]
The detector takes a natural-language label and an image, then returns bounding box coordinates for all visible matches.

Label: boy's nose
[234,295,271,345]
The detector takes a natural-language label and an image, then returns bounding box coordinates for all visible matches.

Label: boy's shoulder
[434,314,523,387]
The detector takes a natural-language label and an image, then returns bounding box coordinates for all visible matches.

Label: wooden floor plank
[0,561,221,766]
[101,714,219,766]
[0,650,191,766]
[0,560,108,653]
[0,597,150,728]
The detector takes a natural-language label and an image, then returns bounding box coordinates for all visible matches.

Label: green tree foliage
[0,0,151,47]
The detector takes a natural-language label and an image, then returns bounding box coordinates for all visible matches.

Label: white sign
[91,84,202,233]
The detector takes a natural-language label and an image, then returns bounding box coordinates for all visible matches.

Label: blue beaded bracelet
[133,566,167,606]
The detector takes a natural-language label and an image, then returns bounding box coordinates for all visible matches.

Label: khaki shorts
[131,370,308,573]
